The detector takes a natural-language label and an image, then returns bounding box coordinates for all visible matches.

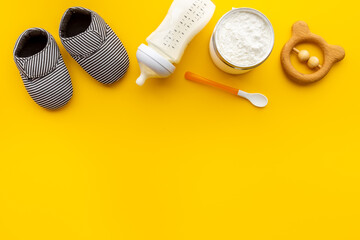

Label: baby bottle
[136,0,216,86]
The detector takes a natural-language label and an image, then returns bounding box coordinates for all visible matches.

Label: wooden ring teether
[281,21,345,84]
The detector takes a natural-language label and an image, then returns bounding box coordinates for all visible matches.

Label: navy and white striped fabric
[59,7,129,85]
[13,28,73,110]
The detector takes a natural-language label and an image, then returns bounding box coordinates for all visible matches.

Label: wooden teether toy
[281,21,345,84]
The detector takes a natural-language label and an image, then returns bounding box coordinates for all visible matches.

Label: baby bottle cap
[136,44,175,86]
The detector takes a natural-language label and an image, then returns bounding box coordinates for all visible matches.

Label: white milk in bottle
[136,0,216,86]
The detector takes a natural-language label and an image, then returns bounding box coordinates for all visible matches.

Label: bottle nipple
[136,72,149,86]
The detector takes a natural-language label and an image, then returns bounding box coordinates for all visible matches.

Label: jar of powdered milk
[210,8,274,74]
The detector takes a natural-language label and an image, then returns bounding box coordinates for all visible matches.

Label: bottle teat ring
[281,21,345,84]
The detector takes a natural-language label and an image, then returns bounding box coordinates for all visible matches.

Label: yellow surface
[1,0,359,239]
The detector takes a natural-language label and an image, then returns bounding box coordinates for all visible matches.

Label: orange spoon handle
[185,72,239,96]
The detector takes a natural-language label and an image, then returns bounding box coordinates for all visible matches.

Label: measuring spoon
[185,72,268,108]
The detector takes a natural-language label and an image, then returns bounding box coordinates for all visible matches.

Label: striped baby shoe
[13,28,73,110]
[59,7,129,85]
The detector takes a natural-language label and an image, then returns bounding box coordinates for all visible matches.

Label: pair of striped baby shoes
[13,7,130,110]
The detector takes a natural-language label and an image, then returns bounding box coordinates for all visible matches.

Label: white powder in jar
[216,10,273,67]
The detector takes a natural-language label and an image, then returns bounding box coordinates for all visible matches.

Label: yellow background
[1,0,359,239]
